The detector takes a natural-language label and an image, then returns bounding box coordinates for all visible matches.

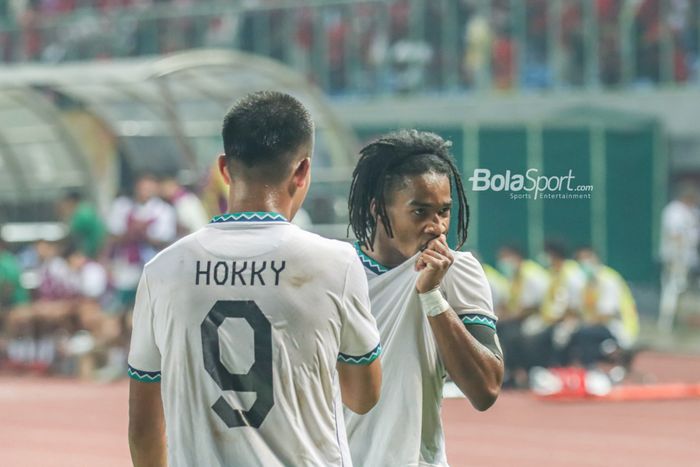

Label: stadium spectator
[0,239,31,368]
[1,0,698,92]
[4,239,109,374]
[0,238,29,311]
[462,5,491,88]
[159,174,208,237]
[4,239,62,372]
[563,246,639,368]
[58,190,106,259]
[658,182,699,332]
[106,173,176,313]
[496,244,549,386]
[520,239,585,369]
[481,261,509,315]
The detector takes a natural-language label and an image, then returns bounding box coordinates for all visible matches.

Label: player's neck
[362,238,409,268]
[226,186,292,220]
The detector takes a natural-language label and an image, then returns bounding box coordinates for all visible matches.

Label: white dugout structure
[0,49,358,242]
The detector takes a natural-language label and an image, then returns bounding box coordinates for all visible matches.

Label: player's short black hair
[348,129,469,250]
[222,91,313,181]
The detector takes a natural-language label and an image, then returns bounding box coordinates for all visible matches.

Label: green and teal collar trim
[128,365,161,383]
[210,211,288,224]
[338,343,382,365]
[354,242,390,275]
[458,313,497,331]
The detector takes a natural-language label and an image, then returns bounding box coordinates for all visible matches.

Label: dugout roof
[0,49,357,228]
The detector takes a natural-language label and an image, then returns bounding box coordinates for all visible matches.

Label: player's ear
[292,157,311,188]
[217,155,231,185]
[370,198,378,218]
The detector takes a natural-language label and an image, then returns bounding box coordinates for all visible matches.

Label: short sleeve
[441,252,498,331]
[337,255,382,365]
[127,270,162,382]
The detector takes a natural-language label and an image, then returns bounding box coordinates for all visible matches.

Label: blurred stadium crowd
[0,174,211,379]
[0,0,698,93]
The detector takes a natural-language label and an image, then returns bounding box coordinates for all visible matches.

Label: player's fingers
[434,235,454,264]
[428,238,451,260]
[421,249,450,270]
[427,234,451,252]
[420,254,446,271]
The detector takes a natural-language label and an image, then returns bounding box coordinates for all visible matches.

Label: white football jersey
[344,245,496,467]
[128,212,381,467]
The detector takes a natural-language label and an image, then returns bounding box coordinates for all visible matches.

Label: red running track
[0,352,698,467]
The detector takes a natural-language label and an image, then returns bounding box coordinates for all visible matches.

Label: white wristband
[418,288,449,317]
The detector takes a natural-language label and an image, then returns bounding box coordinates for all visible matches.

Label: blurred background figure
[0,238,30,369]
[102,173,176,378]
[495,245,549,387]
[567,246,640,371]
[58,191,106,260]
[4,239,64,373]
[159,174,209,237]
[480,261,509,316]
[0,238,29,312]
[4,240,108,375]
[658,183,699,333]
[106,173,176,314]
[520,240,585,370]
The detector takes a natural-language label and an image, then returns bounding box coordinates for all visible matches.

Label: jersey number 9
[201,300,274,428]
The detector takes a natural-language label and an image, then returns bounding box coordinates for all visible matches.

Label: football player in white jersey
[128,91,382,467]
[345,130,503,466]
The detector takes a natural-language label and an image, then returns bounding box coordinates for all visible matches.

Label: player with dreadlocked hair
[344,130,504,467]
[349,129,470,251]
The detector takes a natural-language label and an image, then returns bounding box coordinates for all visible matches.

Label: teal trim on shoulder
[210,212,288,224]
[459,314,497,331]
[354,242,390,275]
[338,343,382,365]
[128,365,162,383]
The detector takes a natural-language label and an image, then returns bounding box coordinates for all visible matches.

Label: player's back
[128,213,379,466]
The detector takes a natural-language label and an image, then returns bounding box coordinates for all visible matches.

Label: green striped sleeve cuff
[128,365,162,383]
[338,343,382,365]
[459,313,497,331]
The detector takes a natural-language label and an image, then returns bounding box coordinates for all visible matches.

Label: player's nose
[424,217,446,236]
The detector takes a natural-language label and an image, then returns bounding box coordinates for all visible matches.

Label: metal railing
[1,0,698,94]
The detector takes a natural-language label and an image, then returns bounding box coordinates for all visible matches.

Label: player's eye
[412,208,426,216]
[439,207,451,216]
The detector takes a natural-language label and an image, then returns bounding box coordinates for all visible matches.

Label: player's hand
[415,234,454,293]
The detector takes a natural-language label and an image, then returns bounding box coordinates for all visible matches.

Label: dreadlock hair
[348,129,470,251]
